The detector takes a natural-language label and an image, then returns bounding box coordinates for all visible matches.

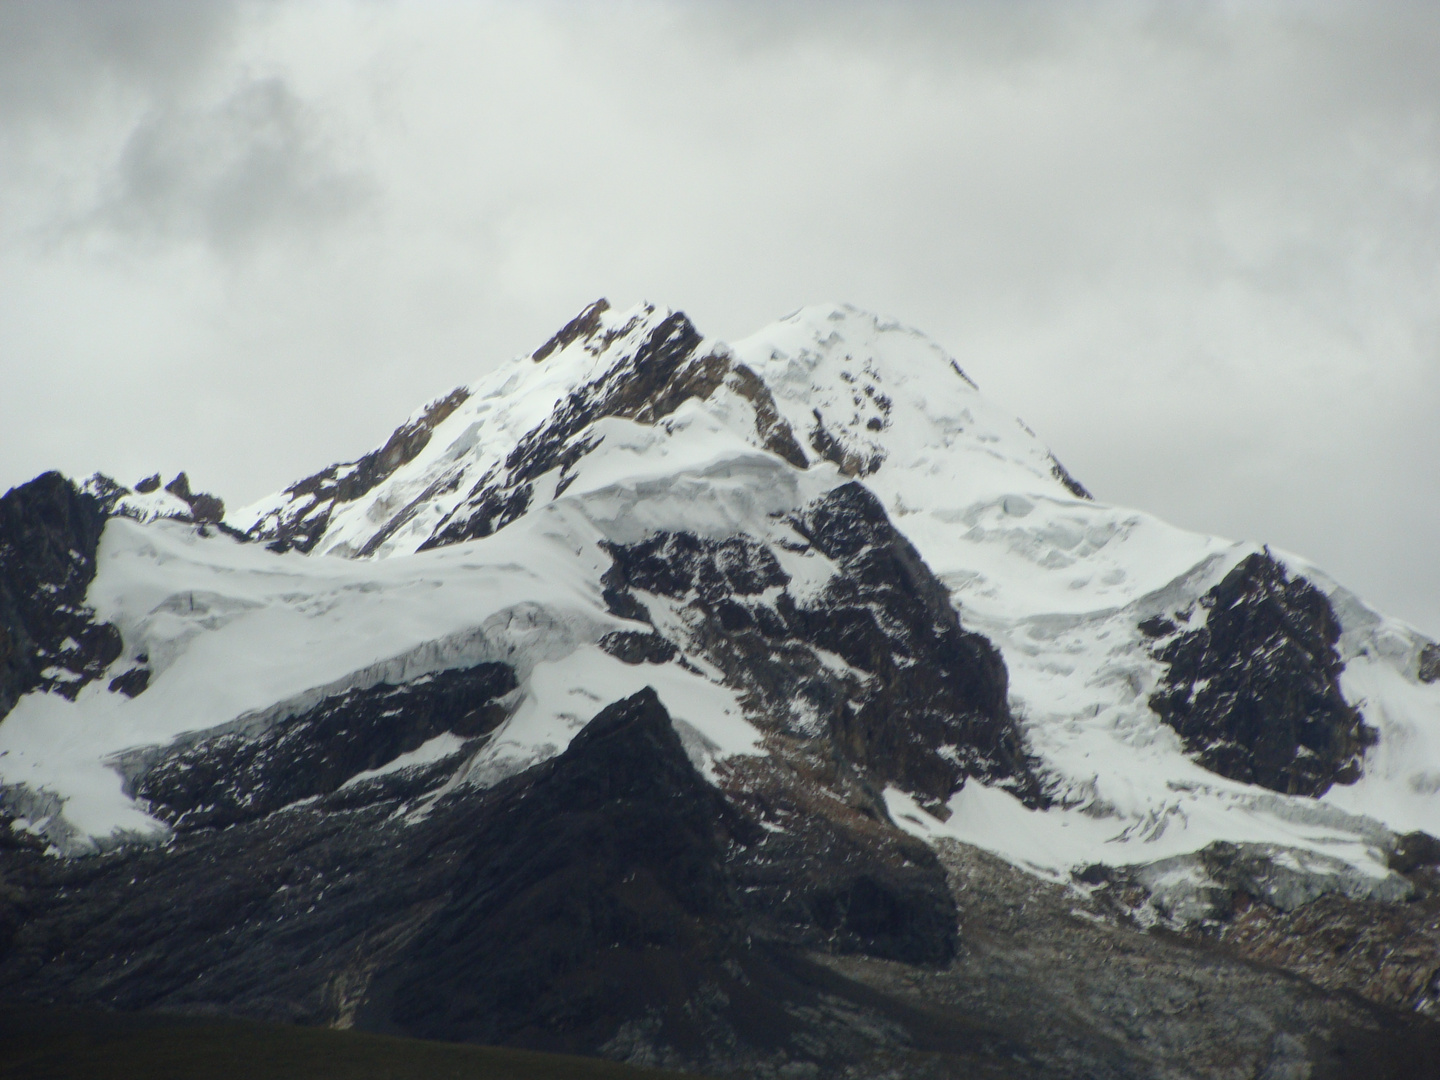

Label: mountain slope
[2,299,1440,1077]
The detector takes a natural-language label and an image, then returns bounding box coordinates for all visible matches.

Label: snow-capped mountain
[2,300,1439,1078]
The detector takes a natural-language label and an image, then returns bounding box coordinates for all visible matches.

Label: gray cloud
[88,76,372,251]
[0,0,239,119]
[2,1,370,254]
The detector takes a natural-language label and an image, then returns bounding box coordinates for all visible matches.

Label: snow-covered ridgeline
[231,301,729,558]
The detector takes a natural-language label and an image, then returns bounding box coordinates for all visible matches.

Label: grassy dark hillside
[0,1008,700,1080]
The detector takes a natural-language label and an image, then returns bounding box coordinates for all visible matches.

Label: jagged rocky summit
[3,300,1440,1078]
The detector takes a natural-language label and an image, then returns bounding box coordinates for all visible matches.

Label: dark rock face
[1419,642,1440,684]
[77,472,131,515]
[602,532,788,612]
[1389,830,1440,875]
[161,472,225,525]
[532,298,612,362]
[723,364,808,469]
[0,472,121,720]
[600,483,1039,807]
[107,666,151,698]
[809,410,883,477]
[726,782,960,967]
[123,663,516,831]
[1047,454,1092,500]
[1147,551,1375,796]
[791,485,1032,802]
[248,387,472,553]
[591,486,998,966]
[598,631,679,665]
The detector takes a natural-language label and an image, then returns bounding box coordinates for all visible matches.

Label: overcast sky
[2,0,1437,635]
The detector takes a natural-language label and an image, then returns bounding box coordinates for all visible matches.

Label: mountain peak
[230,300,1088,561]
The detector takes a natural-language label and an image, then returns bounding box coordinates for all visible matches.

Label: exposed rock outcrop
[1047,454,1092,499]
[598,484,1038,808]
[85,471,229,529]
[122,663,517,831]
[1419,642,1440,684]
[532,297,613,362]
[1147,551,1376,796]
[161,472,225,525]
[0,472,120,721]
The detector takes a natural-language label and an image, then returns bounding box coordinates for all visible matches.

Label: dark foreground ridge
[356,686,748,1049]
[0,1007,698,1080]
